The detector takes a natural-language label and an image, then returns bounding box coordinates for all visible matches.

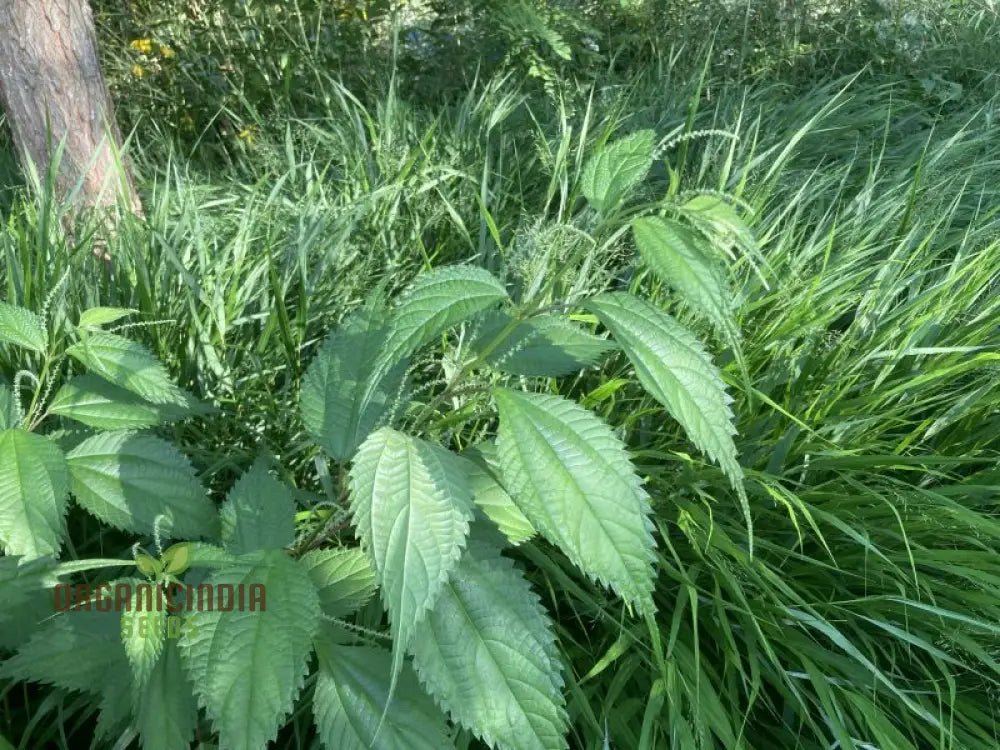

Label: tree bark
[0,0,142,218]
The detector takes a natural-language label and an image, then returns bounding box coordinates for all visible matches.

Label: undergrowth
[2,1,1000,748]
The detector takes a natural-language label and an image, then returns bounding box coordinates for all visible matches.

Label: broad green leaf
[95,626,198,745]
[185,542,238,569]
[631,216,737,342]
[94,660,136,741]
[299,548,376,618]
[301,309,408,461]
[0,301,47,353]
[349,428,474,666]
[0,429,68,558]
[48,374,192,430]
[78,306,137,329]
[494,389,656,614]
[0,590,51,652]
[121,578,166,686]
[220,460,296,554]
[0,555,59,628]
[586,293,753,549]
[463,443,535,545]
[410,539,568,749]
[471,311,618,377]
[580,129,655,213]
[313,634,450,750]
[134,641,199,750]
[382,265,509,363]
[66,332,188,406]
[354,268,508,433]
[46,427,100,455]
[66,431,218,540]
[0,382,19,429]
[0,606,127,693]
[585,293,742,487]
[179,549,321,750]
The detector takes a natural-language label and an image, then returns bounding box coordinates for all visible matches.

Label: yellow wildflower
[129,38,153,55]
[237,125,259,145]
[159,44,175,59]
[132,63,145,78]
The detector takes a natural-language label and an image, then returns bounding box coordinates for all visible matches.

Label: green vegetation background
[2,0,1000,747]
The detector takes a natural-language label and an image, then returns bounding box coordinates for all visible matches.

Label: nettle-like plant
[0,300,216,554]
[0,130,754,749]
[287,128,756,748]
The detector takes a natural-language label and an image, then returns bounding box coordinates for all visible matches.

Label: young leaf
[348,428,474,670]
[313,634,451,750]
[219,460,296,554]
[494,389,656,614]
[585,293,742,488]
[135,553,163,578]
[301,309,408,462]
[580,129,656,213]
[134,640,199,750]
[78,307,137,329]
[683,195,756,250]
[65,332,189,406]
[299,548,376,618]
[631,216,738,343]
[0,428,69,559]
[66,431,218,540]
[161,542,193,576]
[462,444,535,545]
[0,301,47,353]
[48,374,191,430]
[409,539,568,750]
[179,549,321,750]
[471,311,618,377]
[381,265,509,363]
[121,579,166,686]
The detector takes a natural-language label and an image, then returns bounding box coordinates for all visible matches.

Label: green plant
[288,127,753,748]
[0,293,216,552]
[0,130,753,748]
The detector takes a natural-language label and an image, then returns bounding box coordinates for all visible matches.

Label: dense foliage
[2,1,1000,748]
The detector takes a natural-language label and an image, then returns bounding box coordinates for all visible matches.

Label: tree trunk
[0,0,142,220]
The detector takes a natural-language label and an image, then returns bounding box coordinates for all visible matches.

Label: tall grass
[525,68,1000,749]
